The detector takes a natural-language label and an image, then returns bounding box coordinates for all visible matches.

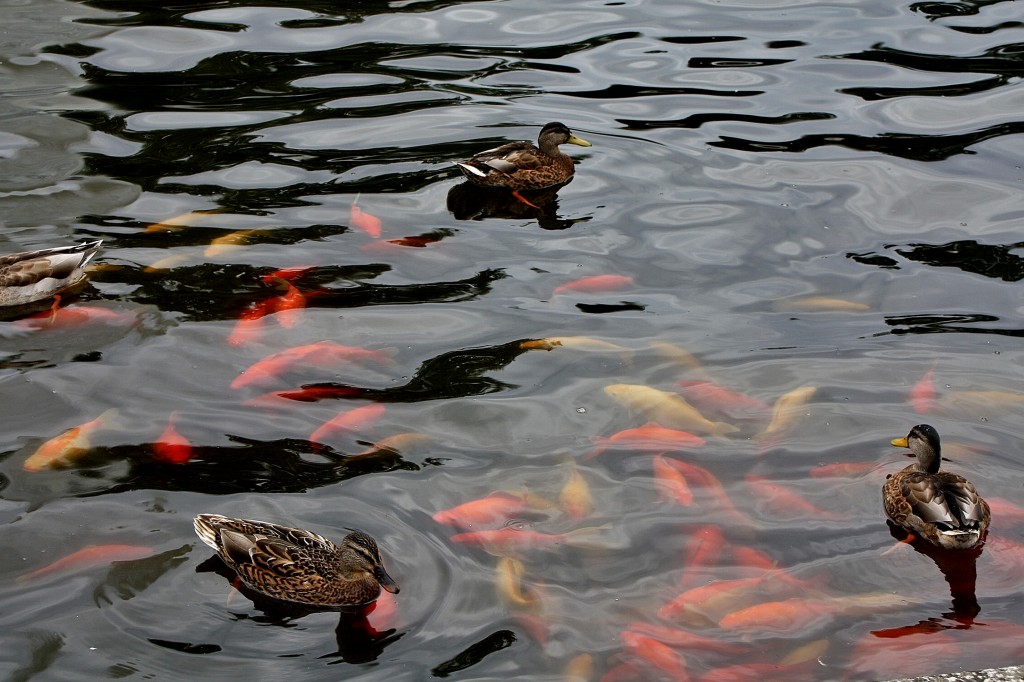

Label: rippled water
[2,0,1024,679]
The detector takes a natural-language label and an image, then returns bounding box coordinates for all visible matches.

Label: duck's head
[343,530,400,594]
[539,122,592,148]
[891,423,941,474]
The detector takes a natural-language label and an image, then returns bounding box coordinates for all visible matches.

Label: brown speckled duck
[193,514,399,607]
[0,240,102,307]
[454,122,591,201]
[884,424,990,550]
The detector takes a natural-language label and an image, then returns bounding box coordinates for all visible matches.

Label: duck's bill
[377,566,400,594]
[890,437,909,447]
[567,134,592,147]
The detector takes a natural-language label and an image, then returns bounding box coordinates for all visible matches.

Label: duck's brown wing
[472,141,552,173]
[894,471,983,530]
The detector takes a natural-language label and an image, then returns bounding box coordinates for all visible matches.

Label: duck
[0,240,103,307]
[884,424,990,550]
[193,514,399,608]
[454,122,591,205]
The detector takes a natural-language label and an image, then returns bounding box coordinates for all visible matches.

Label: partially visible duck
[193,514,399,608]
[0,240,102,307]
[884,424,990,550]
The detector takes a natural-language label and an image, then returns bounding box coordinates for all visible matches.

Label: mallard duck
[884,424,990,550]
[193,514,399,608]
[454,122,591,202]
[0,240,102,307]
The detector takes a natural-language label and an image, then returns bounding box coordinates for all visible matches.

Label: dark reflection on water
[3,0,1024,678]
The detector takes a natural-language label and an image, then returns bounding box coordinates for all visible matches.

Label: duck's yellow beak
[890,437,909,448]
[567,133,592,147]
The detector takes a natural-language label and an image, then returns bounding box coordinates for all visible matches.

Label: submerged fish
[231,342,395,390]
[552,274,634,296]
[908,362,937,414]
[755,385,816,446]
[309,403,386,444]
[18,544,155,583]
[559,459,594,521]
[23,409,118,472]
[350,202,382,238]
[450,525,607,555]
[433,492,529,529]
[152,411,193,464]
[604,384,739,437]
[587,422,706,460]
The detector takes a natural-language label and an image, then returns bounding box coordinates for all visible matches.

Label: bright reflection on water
[2,0,1024,679]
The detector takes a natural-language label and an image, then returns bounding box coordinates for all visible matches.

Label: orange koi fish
[675,380,771,421]
[552,274,634,296]
[624,622,746,655]
[563,653,594,682]
[364,589,399,633]
[697,663,792,682]
[144,253,191,272]
[743,475,834,520]
[231,342,396,390]
[586,422,706,460]
[909,363,937,414]
[18,544,155,582]
[679,525,726,587]
[23,409,117,472]
[227,298,277,347]
[433,492,528,529]
[14,296,135,331]
[559,459,593,520]
[271,279,306,328]
[755,385,816,447]
[658,575,770,624]
[350,202,382,238]
[652,454,694,506]
[449,525,607,555]
[260,265,314,284]
[152,411,193,464]
[604,384,739,437]
[205,229,268,257]
[730,545,776,572]
[808,461,877,478]
[386,234,443,248]
[657,459,747,525]
[349,432,430,458]
[309,403,386,444]
[718,597,833,633]
[620,631,689,681]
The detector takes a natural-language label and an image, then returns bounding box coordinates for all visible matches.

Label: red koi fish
[231,342,395,390]
[624,622,746,656]
[553,274,634,296]
[678,525,726,588]
[718,597,833,633]
[272,385,366,403]
[261,265,314,284]
[18,544,155,583]
[985,496,1024,526]
[620,631,689,681]
[660,459,747,525]
[227,298,276,347]
[271,279,306,328]
[364,590,399,634]
[309,403,386,444]
[909,362,937,414]
[350,203,382,238]
[152,411,193,464]
[433,492,528,529]
[730,545,776,572]
[743,475,835,520]
[675,380,771,421]
[653,454,694,506]
[14,296,135,331]
[449,525,606,554]
[586,422,706,460]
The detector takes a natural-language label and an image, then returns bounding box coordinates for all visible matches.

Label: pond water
[2,0,1024,679]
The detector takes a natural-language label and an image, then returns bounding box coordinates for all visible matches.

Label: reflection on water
[2,0,1024,678]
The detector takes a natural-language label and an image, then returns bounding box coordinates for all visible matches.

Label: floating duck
[0,240,102,307]
[884,424,990,550]
[193,514,399,607]
[454,122,591,205]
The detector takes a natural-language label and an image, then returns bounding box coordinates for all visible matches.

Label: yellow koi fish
[603,384,738,436]
[24,409,118,472]
[756,385,816,445]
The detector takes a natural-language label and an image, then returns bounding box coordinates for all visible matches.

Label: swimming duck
[0,240,103,307]
[454,122,591,203]
[193,514,399,608]
[884,424,990,550]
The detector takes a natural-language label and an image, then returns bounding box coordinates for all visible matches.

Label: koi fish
[227,297,277,347]
[774,296,870,312]
[559,459,593,520]
[985,497,1024,527]
[205,228,269,257]
[23,409,117,472]
[350,202,382,238]
[652,454,694,506]
[604,384,739,437]
[364,589,399,633]
[144,209,221,233]
[231,342,396,390]
[755,385,816,447]
[697,663,793,682]
[496,556,540,607]
[433,492,528,529]
[909,363,937,414]
[847,630,959,681]
[648,340,709,378]
[273,385,367,402]
[936,389,1024,414]
[678,524,726,587]
[270,279,306,328]
[623,622,746,656]
[152,411,193,464]
[620,631,689,681]
[309,403,386,444]
[675,380,771,421]
[720,593,914,633]
[659,571,815,626]
[260,265,314,284]
[14,296,135,331]
[449,525,607,555]
[552,274,634,296]
[520,336,633,360]
[18,544,155,583]
[730,545,776,572]
[587,422,706,460]
[144,253,192,272]
[743,475,834,520]
[659,459,748,526]
[563,653,594,682]
[779,638,830,667]
[808,461,877,478]
[349,432,430,458]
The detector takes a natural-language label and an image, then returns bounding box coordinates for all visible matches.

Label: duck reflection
[196,555,403,663]
[445,181,590,230]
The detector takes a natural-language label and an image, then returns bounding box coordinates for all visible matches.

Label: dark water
[2,0,1024,679]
